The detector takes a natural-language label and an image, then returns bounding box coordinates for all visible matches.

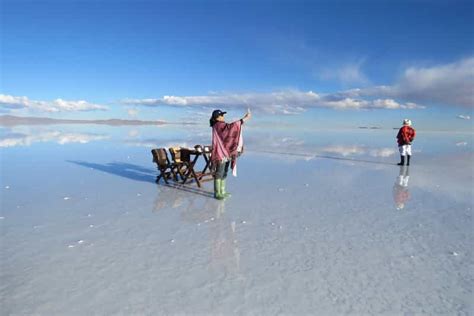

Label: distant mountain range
[0,115,195,126]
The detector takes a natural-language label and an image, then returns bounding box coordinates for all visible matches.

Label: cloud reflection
[0,130,109,147]
[245,134,397,161]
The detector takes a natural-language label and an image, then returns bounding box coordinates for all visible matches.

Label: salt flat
[1,124,472,315]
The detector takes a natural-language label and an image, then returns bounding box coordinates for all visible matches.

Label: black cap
[211,109,227,119]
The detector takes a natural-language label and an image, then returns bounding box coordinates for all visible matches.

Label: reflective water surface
[1,124,473,314]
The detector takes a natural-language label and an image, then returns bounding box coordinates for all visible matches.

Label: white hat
[403,119,412,126]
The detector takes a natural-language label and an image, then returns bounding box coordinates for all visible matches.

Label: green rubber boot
[221,179,231,199]
[214,178,225,200]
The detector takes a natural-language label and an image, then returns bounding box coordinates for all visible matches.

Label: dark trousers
[214,161,230,179]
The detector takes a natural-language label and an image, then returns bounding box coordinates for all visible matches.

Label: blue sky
[1,0,473,129]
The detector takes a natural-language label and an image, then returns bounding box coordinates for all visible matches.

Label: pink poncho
[211,120,244,176]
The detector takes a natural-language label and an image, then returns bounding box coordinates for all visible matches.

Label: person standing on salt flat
[210,109,251,200]
[396,119,416,166]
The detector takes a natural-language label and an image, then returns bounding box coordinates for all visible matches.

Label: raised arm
[241,108,252,124]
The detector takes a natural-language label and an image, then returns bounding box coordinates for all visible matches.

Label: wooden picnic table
[179,145,213,187]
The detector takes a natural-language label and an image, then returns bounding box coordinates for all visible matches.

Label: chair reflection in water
[393,165,410,210]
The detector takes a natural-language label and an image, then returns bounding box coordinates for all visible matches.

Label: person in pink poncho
[210,109,251,200]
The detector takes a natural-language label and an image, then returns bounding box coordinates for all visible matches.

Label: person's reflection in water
[153,183,215,213]
[393,165,410,210]
[153,186,241,275]
[153,185,188,212]
[210,200,241,275]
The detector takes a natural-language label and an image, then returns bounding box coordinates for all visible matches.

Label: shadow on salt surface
[68,160,215,200]
[68,160,157,183]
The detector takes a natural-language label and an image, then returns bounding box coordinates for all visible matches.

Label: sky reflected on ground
[0,124,472,314]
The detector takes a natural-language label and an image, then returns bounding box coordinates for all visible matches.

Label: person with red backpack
[396,119,416,166]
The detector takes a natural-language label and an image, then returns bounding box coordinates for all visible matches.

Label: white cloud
[124,90,319,108]
[343,57,474,108]
[3,58,470,117]
[123,90,320,114]
[0,94,108,112]
[399,58,474,107]
[122,90,423,113]
[319,60,369,86]
[319,97,368,109]
[319,97,424,110]
[372,99,422,110]
[0,95,28,109]
[457,114,471,120]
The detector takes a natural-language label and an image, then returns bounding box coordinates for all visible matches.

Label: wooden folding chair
[151,148,176,184]
[179,148,204,187]
[168,147,188,181]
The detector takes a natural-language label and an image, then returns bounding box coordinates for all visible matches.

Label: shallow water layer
[1,125,473,315]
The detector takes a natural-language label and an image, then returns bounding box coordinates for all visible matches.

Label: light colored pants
[398,145,412,156]
[397,175,410,187]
